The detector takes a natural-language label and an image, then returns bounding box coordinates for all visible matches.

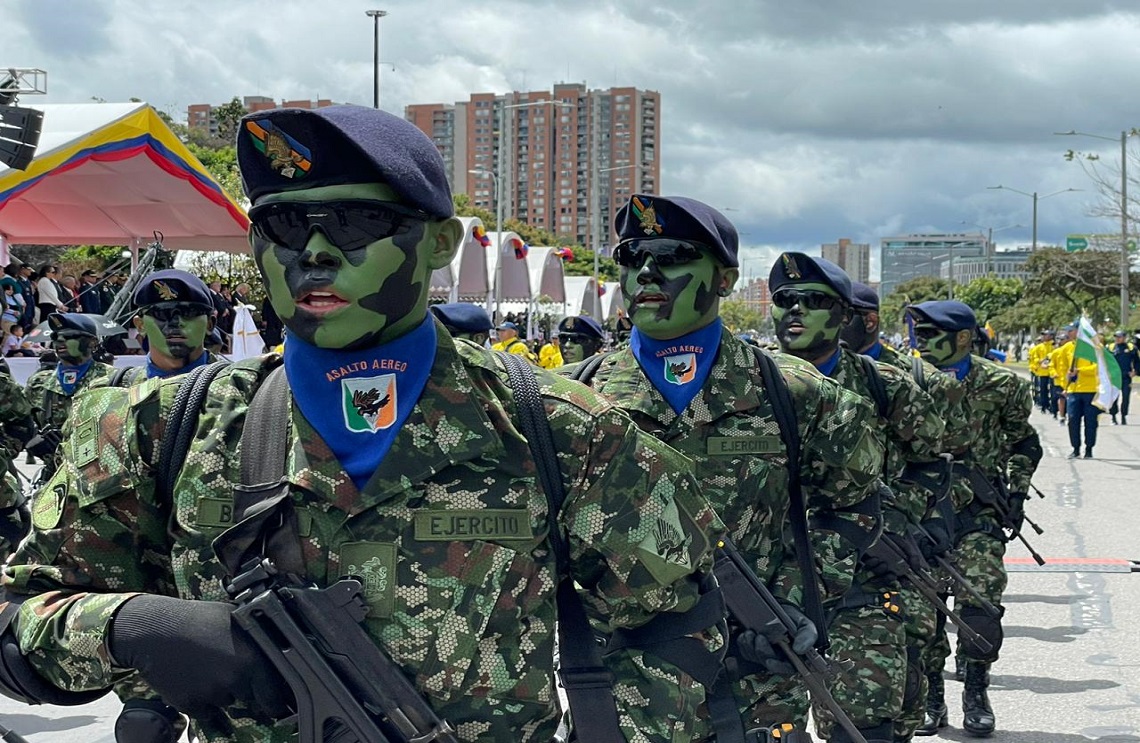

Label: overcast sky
[7,0,1139,280]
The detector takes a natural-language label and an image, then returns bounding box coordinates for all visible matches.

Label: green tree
[880,276,951,333]
[212,97,248,147]
[720,299,767,333]
[187,142,242,202]
[954,276,1023,322]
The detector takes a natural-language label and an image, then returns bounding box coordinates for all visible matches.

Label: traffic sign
[1066,235,1089,252]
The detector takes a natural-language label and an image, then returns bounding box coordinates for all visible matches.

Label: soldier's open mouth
[635,292,668,306]
[297,291,349,315]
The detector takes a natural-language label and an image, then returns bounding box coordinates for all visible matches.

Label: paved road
[0,393,1139,741]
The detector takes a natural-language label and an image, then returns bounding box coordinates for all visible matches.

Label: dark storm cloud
[15,0,113,58]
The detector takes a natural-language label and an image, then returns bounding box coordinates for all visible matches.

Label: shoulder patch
[32,481,66,530]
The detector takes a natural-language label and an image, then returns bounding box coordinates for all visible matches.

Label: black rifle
[869,535,993,657]
[963,466,1046,565]
[910,524,1001,619]
[713,539,867,743]
[0,721,28,743]
[225,558,459,743]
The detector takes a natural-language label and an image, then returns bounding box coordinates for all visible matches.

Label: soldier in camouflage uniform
[0,106,725,743]
[429,302,493,346]
[557,315,606,365]
[770,256,945,743]
[0,369,33,560]
[561,196,886,740]
[842,282,967,742]
[907,301,1041,738]
[23,313,114,476]
[114,269,221,387]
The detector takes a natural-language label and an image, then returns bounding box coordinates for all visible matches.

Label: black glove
[25,428,61,461]
[109,595,292,721]
[915,518,952,561]
[862,534,911,582]
[1007,492,1029,533]
[736,604,817,676]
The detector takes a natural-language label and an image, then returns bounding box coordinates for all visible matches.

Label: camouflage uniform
[813,348,945,740]
[4,328,723,743]
[111,352,220,387]
[563,330,886,737]
[24,362,115,434]
[0,372,32,559]
[923,356,1036,678]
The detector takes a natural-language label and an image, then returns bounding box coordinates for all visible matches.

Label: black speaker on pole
[0,105,44,171]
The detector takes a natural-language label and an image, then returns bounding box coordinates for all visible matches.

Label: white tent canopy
[485,231,533,306]
[430,217,491,302]
[525,247,567,304]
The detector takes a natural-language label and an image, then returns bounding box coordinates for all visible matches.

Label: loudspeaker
[0,105,44,170]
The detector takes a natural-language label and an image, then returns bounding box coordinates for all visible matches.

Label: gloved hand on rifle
[109,595,292,721]
[1007,492,1029,533]
[862,533,915,582]
[915,518,953,561]
[735,604,817,676]
[24,427,61,461]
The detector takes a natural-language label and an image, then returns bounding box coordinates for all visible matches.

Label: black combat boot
[829,721,892,743]
[962,661,995,737]
[914,673,947,736]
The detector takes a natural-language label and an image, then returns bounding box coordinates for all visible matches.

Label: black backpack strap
[109,366,133,388]
[910,355,927,392]
[567,351,613,385]
[239,365,290,486]
[856,353,890,420]
[750,346,830,652]
[495,351,624,742]
[155,360,230,502]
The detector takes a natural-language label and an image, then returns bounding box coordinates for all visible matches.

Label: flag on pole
[1075,316,1122,411]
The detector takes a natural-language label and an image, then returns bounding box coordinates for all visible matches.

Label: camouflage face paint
[772,282,848,361]
[142,310,209,361]
[915,324,968,365]
[52,335,93,365]
[621,251,724,340]
[839,310,877,352]
[560,334,603,364]
[251,183,458,350]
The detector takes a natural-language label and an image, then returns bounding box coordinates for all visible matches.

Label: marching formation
[0,106,1046,743]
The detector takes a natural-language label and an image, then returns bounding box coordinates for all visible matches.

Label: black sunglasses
[771,288,843,311]
[145,302,212,323]
[612,238,708,269]
[249,199,431,253]
[913,325,946,341]
[559,332,596,344]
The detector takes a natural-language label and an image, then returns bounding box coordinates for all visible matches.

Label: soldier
[1027,330,1055,414]
[906,300,1041,738]
[561,195,885,740]
[0,106,724,743]
[771,257,944,743]
[23,313,114,475]
[429,302,493,346]
[0,370,34,560]
[842,282,966,742]
[115,269,220,386]
[557,315,605,365]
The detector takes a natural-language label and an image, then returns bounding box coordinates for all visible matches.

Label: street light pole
[987,185,1080,253]
[365,10,387,110]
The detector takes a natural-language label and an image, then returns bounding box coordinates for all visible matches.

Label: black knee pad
[115,698,182,743]
[903,645,923,707]
[959,605,1003,662]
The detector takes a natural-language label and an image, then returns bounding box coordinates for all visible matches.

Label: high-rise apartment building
[187,96,335,137]
[405,84,660,252]
[879,232,986,298]
[821,238,871,283]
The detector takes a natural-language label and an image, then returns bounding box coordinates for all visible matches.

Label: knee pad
[115,698,182,743]
[958,605,1003,662]
[903,645,923,708]
[0,629,109,706]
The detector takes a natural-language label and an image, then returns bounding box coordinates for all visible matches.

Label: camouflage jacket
[3,326,722,743]
[0,372,31,545]
[111,351,222,387]
[561,330,885,608]
[24,362,115,433]
[829,349,946,527]
[958,356,1039,497]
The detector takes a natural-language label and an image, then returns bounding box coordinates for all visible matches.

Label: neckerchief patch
[630,319,722,414]
[284,317,436,490]
[56,359,93,395]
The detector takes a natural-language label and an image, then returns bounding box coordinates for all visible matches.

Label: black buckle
[558,667,614,690]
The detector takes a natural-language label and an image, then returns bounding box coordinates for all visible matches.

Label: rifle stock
[963,466,1046,565]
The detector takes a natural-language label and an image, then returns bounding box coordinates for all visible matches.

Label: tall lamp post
[986,185,1080,252]
[1055,129,1132,323]
[365,10,387,109]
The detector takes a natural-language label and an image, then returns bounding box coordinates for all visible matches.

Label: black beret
[849,281,880,311]
[768,252,852,304]
[430,303,492,334]
[907,300,977,331]
[558,315,604,340]
[614,195,739,268]
[132,269,214,311]
[48,313,98,337]
[239,105,454,219]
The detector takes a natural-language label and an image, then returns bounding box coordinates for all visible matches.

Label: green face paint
[915,324,967,365]
[621,251,723,340]
[251,183,455,350]
[52,335,93,365]
[560,334,602,364]
[142,306,209,362]
[772,282,848,360]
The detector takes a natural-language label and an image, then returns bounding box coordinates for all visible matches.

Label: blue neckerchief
[146,350,210,379]
[940,354,973,380]
[815,348,842,377]
[864,341,883,360]
[284,318,437,490]
[630,319,723,415]
[56,360,94,395]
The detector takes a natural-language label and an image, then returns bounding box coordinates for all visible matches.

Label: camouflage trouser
[734,672,810,733]
[813,592,907,739]
[922,527,1007,674]
[894,584,938,740]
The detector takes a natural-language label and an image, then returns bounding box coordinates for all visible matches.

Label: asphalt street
[0,390,1138,742]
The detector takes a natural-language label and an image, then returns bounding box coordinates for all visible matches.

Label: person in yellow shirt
[538,334,563,369]
[1048,328,1072,425]
[491,321,537,363]
[1052,324,1101,458]
[1028,329,1055,414]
